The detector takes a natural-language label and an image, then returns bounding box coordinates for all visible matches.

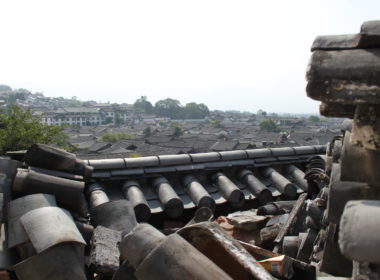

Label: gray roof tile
[230,159,255,167]
[191,164,206,170]
[246,148,272,158]
[219,150,247,160]
[124,156,159,168]
[277,156,300,161]
[189,152,221,163]
[92,170,111,179]
[311,34,366,51]
[204,161,233,169]
[175,165,195,172]
[270,147,295,156]
[254,157,278,163]
[210,141,238,151]
[17,144,326,219]
[293,146,318,155]
[88,158,126,170]
[158,154,192,166]
[110,169,144,176]
[361,20,380,35]
[144,166,177,174]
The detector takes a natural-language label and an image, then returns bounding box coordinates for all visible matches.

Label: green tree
[184,102,210,119]
[0,106,71,153]
[115,113,124,126]
[259,119,281,132]
[308,115,320,122]
[134,96,154,114]
[4,89,28,106]
[170,122,183,137]
[154,98,184,119]
[158,121,167,127]
[103,117,114,124]
[211,120,223,128]
[143,127,152,138]
[257,109,267,117]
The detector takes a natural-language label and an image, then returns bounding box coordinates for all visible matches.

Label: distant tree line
[133,96,210,119]
[0,85,30,106]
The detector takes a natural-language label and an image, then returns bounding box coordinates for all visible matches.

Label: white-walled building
[41,107,104,126]
[38,104,133,127]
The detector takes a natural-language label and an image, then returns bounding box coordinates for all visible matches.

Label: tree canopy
[184,102,210,119]
[0,106,71,153]
[154,98,210,119]
[2,89,29,106]
[154,98,183,119]
[133,96,154,114]
[133,96,211,119]
[308,115,320,122]
[114,112,125,125]
[170,122,183,137]
[211,120,223,128]
[259,119,281,132]
[143,127,152,138]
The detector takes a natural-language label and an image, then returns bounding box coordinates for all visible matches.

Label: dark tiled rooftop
[81,145,326,221]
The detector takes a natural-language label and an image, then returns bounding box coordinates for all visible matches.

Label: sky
[0,0,379,113]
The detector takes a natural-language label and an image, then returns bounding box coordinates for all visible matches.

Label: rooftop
[81,145,326,220]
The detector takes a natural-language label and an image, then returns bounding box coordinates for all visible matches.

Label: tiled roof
[53,107,100,114]
[210,140,239,151]
[82,145,326,221]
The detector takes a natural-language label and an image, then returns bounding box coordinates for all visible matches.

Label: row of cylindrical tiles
[85,145,327,170]
[86,165,307,222]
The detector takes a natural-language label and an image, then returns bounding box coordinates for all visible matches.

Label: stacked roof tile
[0,143,326,279]
[82,145,326,220]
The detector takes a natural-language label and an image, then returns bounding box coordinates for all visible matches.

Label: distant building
[41,107,104,126]
[39,104,134,126]
[99,107,115,122]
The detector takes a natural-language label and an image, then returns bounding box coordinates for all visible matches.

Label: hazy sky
[0,0,379,113]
